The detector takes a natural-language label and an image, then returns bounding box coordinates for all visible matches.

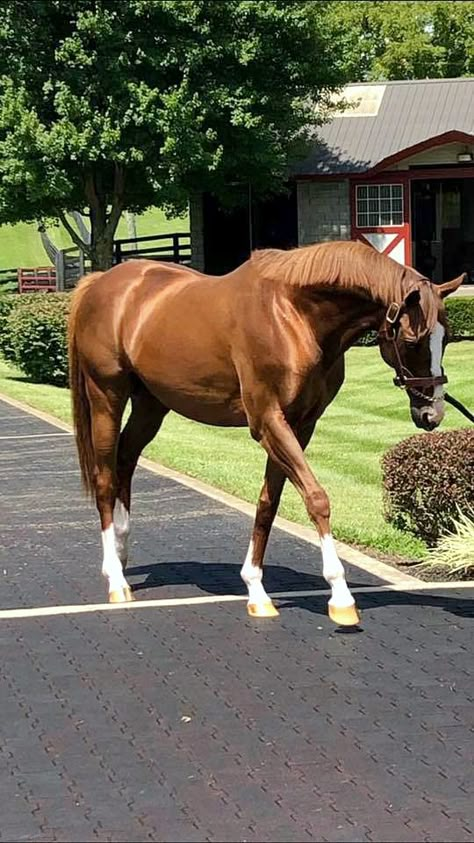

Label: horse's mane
[251,241,438,338]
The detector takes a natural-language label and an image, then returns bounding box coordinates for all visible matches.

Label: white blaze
[428,321,445,422]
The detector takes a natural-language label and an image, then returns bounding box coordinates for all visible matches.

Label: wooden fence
[114,232,191,265]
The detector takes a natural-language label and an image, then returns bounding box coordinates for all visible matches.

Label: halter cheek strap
[383,303,473,423]
[383,302,447,401]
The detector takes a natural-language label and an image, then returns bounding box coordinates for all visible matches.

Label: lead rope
[444,392,474,424]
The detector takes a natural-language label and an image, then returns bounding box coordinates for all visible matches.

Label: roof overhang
[295,129,474,180]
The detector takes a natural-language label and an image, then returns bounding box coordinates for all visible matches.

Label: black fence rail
[114,232,191,265]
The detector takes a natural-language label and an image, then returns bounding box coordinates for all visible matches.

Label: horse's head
[378,273,465,431]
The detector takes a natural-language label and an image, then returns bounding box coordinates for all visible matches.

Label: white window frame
[356,184,404,228]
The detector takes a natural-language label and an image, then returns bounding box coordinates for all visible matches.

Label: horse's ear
[435,274,466,299]
[400,281,435,341]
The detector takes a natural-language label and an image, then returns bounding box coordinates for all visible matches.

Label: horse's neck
[295,288,386,351]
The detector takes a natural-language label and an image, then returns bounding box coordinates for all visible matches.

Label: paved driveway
[1,397,473,842]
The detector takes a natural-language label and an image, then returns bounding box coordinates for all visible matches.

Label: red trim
[367,130,474,175]
[406,166,474,181]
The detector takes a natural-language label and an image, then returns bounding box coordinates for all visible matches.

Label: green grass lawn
[0,208,189,270]
[0,342,472,560]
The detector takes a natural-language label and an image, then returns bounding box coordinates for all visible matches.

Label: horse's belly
[142,378,248,427]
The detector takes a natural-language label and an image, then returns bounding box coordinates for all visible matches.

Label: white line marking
[0,580,472,620]
[0,432,73,440]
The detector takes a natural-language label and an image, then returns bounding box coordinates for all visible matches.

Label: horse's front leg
[248,408,359,626]
[241,419,317,618]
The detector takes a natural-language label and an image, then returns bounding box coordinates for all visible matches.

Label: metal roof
[296,78,474,176]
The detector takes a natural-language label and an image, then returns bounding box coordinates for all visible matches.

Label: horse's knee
[306,488,330,522]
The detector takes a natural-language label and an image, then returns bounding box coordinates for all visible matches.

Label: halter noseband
[383,302,447,403]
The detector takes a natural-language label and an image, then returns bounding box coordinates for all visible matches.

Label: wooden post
[55,250,66,291]
[173,233,180,262]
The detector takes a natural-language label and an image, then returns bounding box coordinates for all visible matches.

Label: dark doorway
[411,179,474,283]
[203,185,298,275]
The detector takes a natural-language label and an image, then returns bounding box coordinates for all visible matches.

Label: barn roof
[296,77,474,176]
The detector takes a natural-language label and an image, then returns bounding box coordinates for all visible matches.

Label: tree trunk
[90,228,115,270]
[86,165,125,271]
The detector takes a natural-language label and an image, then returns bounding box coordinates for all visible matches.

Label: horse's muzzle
[411,402,444,431]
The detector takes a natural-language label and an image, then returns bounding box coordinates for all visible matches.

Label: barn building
[190,77,474,286]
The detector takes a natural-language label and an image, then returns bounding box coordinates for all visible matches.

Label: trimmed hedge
[445,297,474,339]
[382,429,474,545]
[0,292,70,385]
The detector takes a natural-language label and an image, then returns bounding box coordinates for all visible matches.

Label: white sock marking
[113,499,130,564]
[427,321,445,423]
[101,524,129,593]
[240,540,271,605]
[321,534,355,609]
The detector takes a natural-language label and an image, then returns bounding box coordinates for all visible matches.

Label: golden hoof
[247,601,279,618]
[328,602,360,627]
[109,586,134,604]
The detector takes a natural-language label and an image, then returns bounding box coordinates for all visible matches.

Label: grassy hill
[0,207,189,270]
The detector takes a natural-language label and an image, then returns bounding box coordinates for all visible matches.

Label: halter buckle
[386,302,402,325]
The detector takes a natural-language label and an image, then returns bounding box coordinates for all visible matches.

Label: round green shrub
[382,429,474,545]
[3,293,71,385]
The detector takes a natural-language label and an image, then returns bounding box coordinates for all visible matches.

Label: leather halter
[383,302,447,402]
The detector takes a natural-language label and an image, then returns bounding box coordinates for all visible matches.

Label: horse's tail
[68,272,103,497]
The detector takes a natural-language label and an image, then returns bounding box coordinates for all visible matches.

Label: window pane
[357,213,368,227]
[381,199,391,212]
[392,211,403,225]
[380,185,390,198]
[368,185,379,198]
[368,199,378,212]
[357,186,368,199]
[368,213,379,226]
[392,198,402,212]
[391,185,402,198]
[357,199,367,213]
[381,212,392,225]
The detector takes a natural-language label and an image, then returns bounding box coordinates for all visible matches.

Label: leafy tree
[0,0,346,269]
[328,2,474,82]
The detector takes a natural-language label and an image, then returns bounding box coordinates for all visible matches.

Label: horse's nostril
[421,410,437,431]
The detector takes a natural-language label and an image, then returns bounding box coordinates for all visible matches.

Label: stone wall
[297,180,351,245]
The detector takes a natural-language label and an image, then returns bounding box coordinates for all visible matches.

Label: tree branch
[84,170,101,216]
[57,209,92,257]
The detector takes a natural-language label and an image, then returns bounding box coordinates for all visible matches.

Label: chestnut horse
[68,241,463,624]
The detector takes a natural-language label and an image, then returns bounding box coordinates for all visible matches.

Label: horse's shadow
[127,560,474,622]
[128,559,333,596]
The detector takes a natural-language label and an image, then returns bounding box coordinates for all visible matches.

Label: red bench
[18,266,57,293]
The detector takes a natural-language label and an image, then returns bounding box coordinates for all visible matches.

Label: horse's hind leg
[241,419,317,618]
[87,374,131,603]
[115,383,169,568]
